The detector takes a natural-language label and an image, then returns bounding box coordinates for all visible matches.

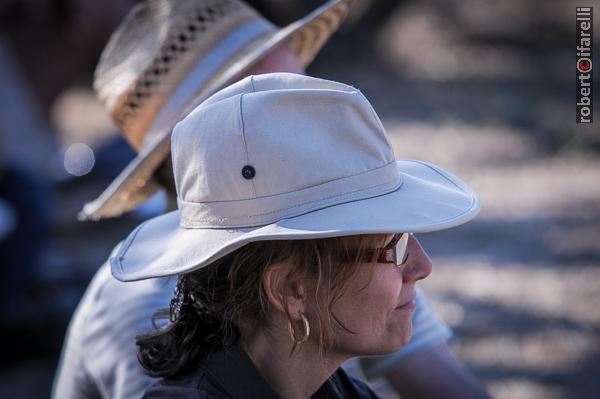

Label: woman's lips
[395,295,416,311]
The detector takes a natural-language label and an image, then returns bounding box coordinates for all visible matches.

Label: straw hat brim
[110,160,481,281]
[80,0,351,221]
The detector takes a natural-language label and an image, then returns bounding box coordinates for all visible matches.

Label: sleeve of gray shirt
[52,267,106,399]
[52,258,176,399]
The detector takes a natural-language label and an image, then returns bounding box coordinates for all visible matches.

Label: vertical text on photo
[576,7,593,123]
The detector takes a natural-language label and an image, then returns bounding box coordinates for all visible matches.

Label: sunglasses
[345,233,411,266]
[372,233,411,266]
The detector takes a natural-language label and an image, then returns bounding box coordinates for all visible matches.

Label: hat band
[178,161,402,229]
[143,18,276,144]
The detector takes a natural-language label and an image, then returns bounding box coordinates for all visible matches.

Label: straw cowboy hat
[80,0,353,221]
[111,73,481,282]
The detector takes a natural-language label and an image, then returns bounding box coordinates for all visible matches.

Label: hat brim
[80,0,351,221]
[110,160,481,282]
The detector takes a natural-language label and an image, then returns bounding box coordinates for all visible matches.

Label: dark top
[142,345,381,399]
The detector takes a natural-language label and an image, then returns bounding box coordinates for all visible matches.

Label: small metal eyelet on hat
[241,165,256,180]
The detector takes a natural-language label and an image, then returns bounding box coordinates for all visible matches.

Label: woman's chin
[358,331,413,357]
[388,334,412,353]
[387,324,413,352]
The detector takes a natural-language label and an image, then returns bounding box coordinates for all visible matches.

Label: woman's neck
[241,326,347,399]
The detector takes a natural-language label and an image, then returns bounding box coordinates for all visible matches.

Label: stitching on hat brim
[112,217,154,274]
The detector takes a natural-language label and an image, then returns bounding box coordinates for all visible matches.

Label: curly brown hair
[137,234,390,378]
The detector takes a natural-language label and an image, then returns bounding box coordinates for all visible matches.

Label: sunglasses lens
[395,233,410,265]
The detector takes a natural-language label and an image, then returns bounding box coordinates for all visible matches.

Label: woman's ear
[262,262,306,320]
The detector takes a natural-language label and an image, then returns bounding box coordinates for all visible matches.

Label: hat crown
[172,73,400,228]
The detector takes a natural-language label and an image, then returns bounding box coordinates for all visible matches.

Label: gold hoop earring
[288,314,310,344]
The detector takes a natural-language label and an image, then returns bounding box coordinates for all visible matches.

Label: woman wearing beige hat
[109,72,481,398]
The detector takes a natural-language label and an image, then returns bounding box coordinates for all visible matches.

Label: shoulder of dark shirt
[142,367,231,399]
[141,358,380,399]
[330,367,382,399]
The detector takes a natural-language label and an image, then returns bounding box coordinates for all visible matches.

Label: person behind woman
[111,72,481,398]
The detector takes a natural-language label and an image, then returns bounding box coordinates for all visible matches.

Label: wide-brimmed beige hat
[80,0,352,221]
[111,73,481,282]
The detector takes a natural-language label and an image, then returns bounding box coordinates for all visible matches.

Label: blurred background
[0,0,598,398]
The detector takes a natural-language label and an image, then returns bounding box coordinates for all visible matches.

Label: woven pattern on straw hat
[95,0,272,150]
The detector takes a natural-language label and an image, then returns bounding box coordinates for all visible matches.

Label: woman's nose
[402,235,433,283]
